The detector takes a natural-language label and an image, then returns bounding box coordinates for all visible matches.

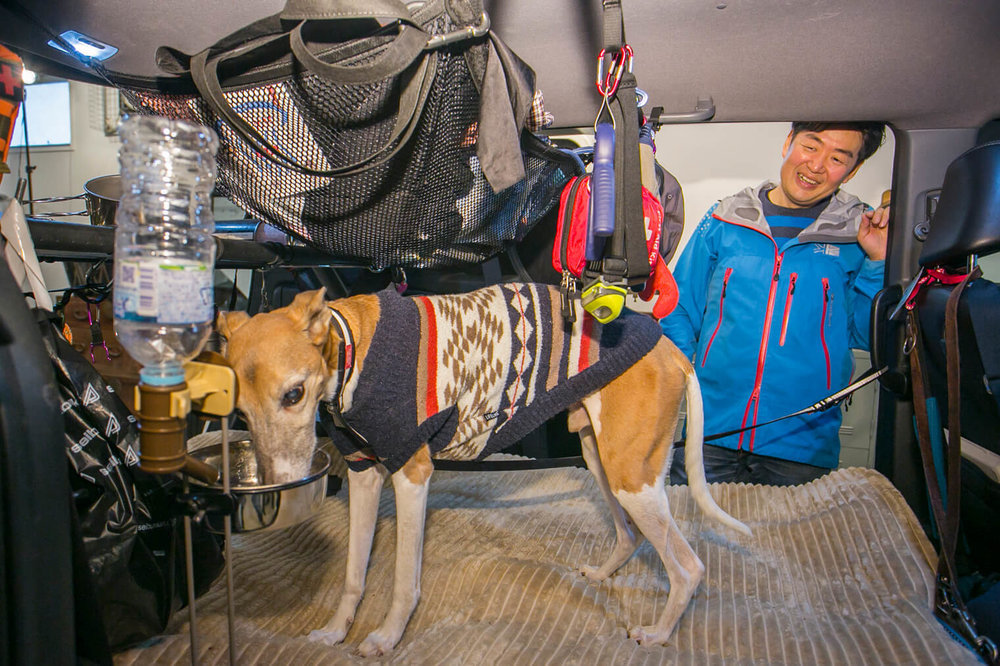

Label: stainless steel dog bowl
[187,435,330,534]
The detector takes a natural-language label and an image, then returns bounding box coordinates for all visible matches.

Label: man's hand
[858,205,890,261]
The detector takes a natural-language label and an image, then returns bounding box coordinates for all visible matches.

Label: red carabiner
[595,44,634,97]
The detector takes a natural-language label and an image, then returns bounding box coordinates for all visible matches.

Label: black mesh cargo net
[121,23,573,270]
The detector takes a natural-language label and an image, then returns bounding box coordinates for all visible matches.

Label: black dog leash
[433,366,887,472]
[701,365,886,443]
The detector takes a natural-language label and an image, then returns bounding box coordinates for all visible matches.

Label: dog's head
[217,288,335,485]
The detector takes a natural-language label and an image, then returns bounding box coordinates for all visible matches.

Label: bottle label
[114,259,213,324]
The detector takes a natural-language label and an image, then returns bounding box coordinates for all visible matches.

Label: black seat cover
[912,142,1000,638]
[920,141,1000,268]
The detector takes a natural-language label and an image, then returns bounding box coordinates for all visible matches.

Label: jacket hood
[713,181,867,243]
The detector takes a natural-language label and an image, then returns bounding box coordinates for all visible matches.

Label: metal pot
[81,174,121,226]
[26,174,121,225]
[187,433,331,534]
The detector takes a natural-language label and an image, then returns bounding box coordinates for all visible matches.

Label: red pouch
[552,175,679,319]
[552,175,590,278]
[639,187,679,319]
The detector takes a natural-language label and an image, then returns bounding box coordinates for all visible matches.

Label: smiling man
[662,121,888,486]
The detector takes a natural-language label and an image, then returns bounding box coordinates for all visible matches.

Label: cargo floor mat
[113,467,978,665]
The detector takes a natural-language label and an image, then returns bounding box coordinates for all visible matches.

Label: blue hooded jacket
[660,182,884,468]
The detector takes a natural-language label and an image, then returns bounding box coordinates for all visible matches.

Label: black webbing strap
[603,72,649,285]
[588,0,649,287]
[601,0,625,49]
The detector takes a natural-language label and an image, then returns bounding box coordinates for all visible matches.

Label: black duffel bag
[118,0,579,270]
[39,311,225,651]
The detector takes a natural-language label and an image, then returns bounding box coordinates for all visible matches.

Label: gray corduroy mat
[113,466,978,665]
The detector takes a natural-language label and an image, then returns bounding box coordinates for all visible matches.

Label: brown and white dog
[217,283,750,657]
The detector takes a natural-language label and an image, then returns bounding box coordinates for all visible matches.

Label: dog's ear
[216,311,250,355]
[287,287,330,347]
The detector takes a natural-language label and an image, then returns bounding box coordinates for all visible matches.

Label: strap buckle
[936,578,999,664]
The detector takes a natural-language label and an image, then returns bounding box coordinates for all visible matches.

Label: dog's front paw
[628,625,671,646]
[580,564,608,581]
[307,606,357,646]
[306,627,349,646]
[357,630,396,658]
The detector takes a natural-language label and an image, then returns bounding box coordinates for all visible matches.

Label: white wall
[654,122,895,266]
[2,80,122,290]
[2,81,121,207]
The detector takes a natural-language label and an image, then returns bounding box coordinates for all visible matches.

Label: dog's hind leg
[616,489,705,646]
[357,445,433,658]
[591,340,705,645]
[570,402,642,581]
[308,464,386,646]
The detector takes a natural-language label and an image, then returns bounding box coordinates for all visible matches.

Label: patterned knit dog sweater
[329,283,663,473]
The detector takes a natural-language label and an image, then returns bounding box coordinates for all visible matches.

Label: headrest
[920,140,1000,268]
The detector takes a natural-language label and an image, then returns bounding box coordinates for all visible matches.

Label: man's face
[772,129,864,208]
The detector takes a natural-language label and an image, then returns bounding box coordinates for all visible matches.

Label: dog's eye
[281,385,305,408]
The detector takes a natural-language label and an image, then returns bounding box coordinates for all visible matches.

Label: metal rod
[222,419,237,665]
[25,218,354,269]
[183,495,200,665]
[20,90,35,216]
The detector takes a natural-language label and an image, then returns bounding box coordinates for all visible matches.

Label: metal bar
[25,218,356,269]
[183,502,200,665]
[221,419,237,665]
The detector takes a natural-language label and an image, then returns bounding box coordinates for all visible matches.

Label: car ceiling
[0,0,998,131]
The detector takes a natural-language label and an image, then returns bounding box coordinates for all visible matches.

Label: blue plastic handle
[590,122,616,238]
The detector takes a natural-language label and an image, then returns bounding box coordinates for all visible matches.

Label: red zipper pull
[820,277,832,388]
[779,273,798,346]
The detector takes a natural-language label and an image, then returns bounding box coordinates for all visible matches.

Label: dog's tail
[683,369,753,537]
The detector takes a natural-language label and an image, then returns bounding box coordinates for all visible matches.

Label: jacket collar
[714,181,867,243]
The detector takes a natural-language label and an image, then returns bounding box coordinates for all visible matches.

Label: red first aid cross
[1,63,23,99]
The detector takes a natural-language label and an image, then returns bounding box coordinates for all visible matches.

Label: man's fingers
[872,205,891,228]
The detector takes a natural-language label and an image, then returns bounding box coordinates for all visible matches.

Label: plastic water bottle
[113,116,219,387]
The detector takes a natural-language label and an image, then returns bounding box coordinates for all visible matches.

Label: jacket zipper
[701,267,733,367]
[778,273,798,346]
[820,278,832,389]
[738,252,782,451]
[560,176,586,273]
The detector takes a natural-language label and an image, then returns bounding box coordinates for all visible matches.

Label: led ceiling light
[47,30,118,61]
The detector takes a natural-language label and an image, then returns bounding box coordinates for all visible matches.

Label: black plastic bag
[38,310,225,651]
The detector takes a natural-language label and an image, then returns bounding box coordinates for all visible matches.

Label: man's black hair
[790,122,886,166]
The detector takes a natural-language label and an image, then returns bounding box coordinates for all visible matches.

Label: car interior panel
[1,0,999,663]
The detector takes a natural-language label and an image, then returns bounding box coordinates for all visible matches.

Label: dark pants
[669,443,831,487]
